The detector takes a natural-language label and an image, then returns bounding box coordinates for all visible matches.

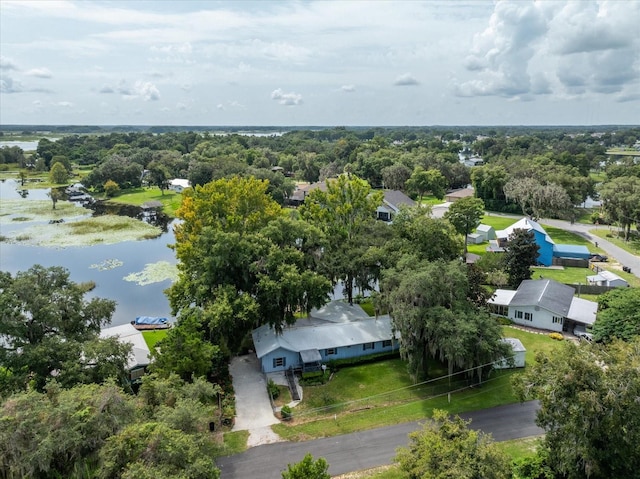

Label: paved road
[217,401,542,478]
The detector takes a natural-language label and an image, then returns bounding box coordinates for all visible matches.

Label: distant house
[288,181,328,206]
[169,178,190,193]
[587,270,628,288]
[376,190,416,222]
[488,279,598,333]
[476,224,496,241]
[252,301,400,373]
[444,187,474,203]
[496,218,555,266]
[494,338,526,369]
[100,323,151,382]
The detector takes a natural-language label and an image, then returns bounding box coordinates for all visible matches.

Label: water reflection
[88,201,171,232]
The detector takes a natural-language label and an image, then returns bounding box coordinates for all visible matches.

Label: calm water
[0,139,58,151]
[0,179,177,327]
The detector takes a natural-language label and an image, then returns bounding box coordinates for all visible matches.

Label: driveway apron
[229,354,282,447]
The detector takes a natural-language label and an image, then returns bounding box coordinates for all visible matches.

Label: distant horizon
[2,124,639,129]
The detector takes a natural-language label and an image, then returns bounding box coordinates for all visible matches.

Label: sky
[1,0,639,126]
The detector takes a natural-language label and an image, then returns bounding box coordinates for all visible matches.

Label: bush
[280,405,292,421]
[548,332,564,341]
[495,316,513,326]
[104,179,120,197]
[299,371,326,386]
[267,379,280,400]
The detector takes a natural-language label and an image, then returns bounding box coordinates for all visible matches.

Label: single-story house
[100,323,151,382]
[494,338,526,369]
[462,156,485,168]
[467,233,484,245]
[169,178,190,193]
[376,190,416,222]
[476,224,496,241]
[444,187,475,203]
[488,279,598,333]
[252,301,400,373]
[496,218,555,266]
[288,181,329,206]
[587,270,628,288]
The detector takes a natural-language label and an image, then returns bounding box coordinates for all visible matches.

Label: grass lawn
[419,195,446,206]
[531,266,592,285]
[478,215,521,231]
[590,228,640,256]
[539,224,593,248]
[142,330,169,350]
[272,328,562,441]
[109,187,182,216]
[221,430,249,455]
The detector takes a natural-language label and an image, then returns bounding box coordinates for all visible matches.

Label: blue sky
[1,0,639,126]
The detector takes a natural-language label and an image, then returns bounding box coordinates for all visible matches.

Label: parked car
[573,327,593,342]
[589,253,608,262]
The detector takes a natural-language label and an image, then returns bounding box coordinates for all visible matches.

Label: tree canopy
[503,229,539,288]
[592,288,640,343]
[513,339,640,479]
[281,453,330,479]
[444,196,485,254]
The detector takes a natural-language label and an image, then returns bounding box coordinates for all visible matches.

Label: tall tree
[503,229,539,288]
[513,339,640,479]
[0,266,124,392]
[299,174,383,304]
[592,288,640,343]
[405,166,446,200]
[49,162,69,184]
[396,409,512,479]
[168,177,331,349]
[504,177,573,220]
[444,196,485,255]
[599,176,640,241]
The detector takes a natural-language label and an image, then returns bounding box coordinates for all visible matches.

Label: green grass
[221,430,249,455]
[109,187,182,216]
[478,215,521,231]
[358,300,376,316]
[419,195,446,206]
[496,435,543,461]
[142,330,169,350]
[271,328,562,441]
[531,266,592,285]
[590,228,640,256]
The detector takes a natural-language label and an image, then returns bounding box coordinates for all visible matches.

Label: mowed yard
[272,327,562,441]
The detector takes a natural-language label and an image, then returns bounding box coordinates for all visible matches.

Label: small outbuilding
[169,178,190,193]
[444,187,474,203]
[476,224,496,241]
[494,338,526,369]
[100,323,151,382]
[587,270,628,288]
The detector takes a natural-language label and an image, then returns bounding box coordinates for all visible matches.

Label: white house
[476,224,496,242]
[587,270,628,288]
[100,323,151,381]
[252,301,400,373]
[489,279,598,333]
[376,190,416,222]
[169,178,190,193]
[494,338,526,369]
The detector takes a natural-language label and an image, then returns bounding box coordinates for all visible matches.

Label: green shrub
[495,316,513,326]
[280,405,292,420]
[300,371,326,386]
[548,332,564,341]
[267,379,280,400]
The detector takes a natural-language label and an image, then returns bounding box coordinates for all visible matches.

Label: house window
[363,342,375,351]
[273,357,286,368]
[552,316,563,324]
[515,310,523,319]
[524,312,533,321]
[325,348,337,356]
[382,340,392,348]
[378,211,390,221]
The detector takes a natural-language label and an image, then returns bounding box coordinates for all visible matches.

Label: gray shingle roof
[382,190,416,211]
[509,279,575,316]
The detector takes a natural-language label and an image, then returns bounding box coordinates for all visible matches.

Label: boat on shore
[131,316,172,330]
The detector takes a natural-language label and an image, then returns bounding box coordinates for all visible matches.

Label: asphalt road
[217,401,543,478]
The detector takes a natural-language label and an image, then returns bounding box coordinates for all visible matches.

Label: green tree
[0,266,122,392]
[49,161,69,184]
[47,188,63,209]
[504,177,573,220]
[381,259,510,381]
[599,176,640,241]
[299,174,383,304]
[504,229,539,288]
[104,179,120,197]
[406,166,446,200]
[444,196,485,255]
[395,409,512,479]
[513,339,640,479]
[592,288,640,343]
[282,453,330,479]
[147,160,171,195]
[381,163,412,191]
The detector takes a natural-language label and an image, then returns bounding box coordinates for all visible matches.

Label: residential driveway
[229,354,282,447]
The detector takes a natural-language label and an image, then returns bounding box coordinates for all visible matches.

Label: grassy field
[272,327,562,442]
[109,187,183,216]
[221,430,250,455]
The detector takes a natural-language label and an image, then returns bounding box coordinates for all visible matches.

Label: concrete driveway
[229,354,282,447]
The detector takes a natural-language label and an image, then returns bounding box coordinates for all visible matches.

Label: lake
[0,139,58,151]
[0,179,177,327]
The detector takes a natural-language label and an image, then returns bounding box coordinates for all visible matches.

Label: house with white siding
[252,301,399,373]
[489,279,598,333]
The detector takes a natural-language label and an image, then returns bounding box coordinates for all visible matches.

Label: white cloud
[341,84,355,92]
[0,76,22,93]
[134,81,160,101]
[26,67,52,78]
[55,101,73,107]
[0,56,19,71]
[394,73,419,86]
[271,88,303,106]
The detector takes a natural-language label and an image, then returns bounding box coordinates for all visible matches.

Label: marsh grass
[123,261,178,285]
